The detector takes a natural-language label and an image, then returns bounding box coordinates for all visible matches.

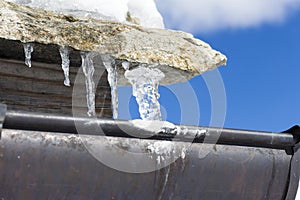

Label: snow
[127,0,164,28]
[130,119,176,133]
[6,0,165,28]
[147,141,175,164]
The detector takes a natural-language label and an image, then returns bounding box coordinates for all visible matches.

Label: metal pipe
[0,104,7,138]
[284,144,300,199]
[2,110,296,152]
[0,129,291,200]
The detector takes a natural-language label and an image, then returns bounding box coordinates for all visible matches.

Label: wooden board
[0,58,112,117]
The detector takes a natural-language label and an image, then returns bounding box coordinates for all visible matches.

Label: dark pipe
[0,129,291,200]
[2,110,296,152]
[284,145,300,199]
[0,104,6,138]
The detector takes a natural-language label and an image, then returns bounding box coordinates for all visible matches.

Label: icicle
[125,65,165,121]
[80,52,96,117]
[122,61,130,71]
[23,43,34,68]
[101,55,118,119]
[59,46,71,86]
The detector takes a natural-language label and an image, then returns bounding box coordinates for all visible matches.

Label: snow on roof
[5,0,165,28]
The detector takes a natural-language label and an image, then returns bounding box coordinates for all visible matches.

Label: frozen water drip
[102,55,118,119]
[59,46,71,86]
[80,51,96,117]
[23,43,33,68]
[125,65,165,120]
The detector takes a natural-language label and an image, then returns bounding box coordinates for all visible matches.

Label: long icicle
[59,46,71,86]
[23,43,34,68]
[102,55,118,119]
[80,52,96,117]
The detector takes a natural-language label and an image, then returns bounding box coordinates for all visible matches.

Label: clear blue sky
[199,16,300,132]
[119,1,300,133]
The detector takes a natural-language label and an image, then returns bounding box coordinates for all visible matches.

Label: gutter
[0,104,6,138]
[2,108,297,154]
[1,103,300,199]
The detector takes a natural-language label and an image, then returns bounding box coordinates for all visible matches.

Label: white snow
[147,140,188,164]
[147,141,175,164]
[130,119,176,133]
[127,0,164,28]
[6,0,165,28]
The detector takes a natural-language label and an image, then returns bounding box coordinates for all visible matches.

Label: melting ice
[125,65,165,121]
[147,141,175,164]
[101,55,118,119]
[80,52,96,117]
[23,43,33,68]
[130,119,177,134]
[59,46,71,86]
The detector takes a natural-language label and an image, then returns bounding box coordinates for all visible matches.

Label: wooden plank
[0,58,112,117]
[0,38,82,66]
[0,74,110,97]
[0,59,110,86]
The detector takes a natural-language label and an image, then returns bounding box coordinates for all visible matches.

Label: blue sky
[200,19,300,132]
[119,0,300,133]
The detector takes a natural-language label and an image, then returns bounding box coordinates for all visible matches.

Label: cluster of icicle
[23,44,71,87]
[22,44,165,120]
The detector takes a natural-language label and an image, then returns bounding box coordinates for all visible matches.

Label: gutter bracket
[284,143,300,200]
[282,125,300,155]
[0,104,7,139]
[282,125,300,199]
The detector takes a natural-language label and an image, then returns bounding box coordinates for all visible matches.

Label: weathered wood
[0,38,82,66]
[0,57,112,117]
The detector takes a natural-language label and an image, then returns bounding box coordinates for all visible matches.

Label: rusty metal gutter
[0,129,293,200]
[0,104,300,199]
[0,104,6,137]
[2,110,297,154]
[285,145,300,200]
